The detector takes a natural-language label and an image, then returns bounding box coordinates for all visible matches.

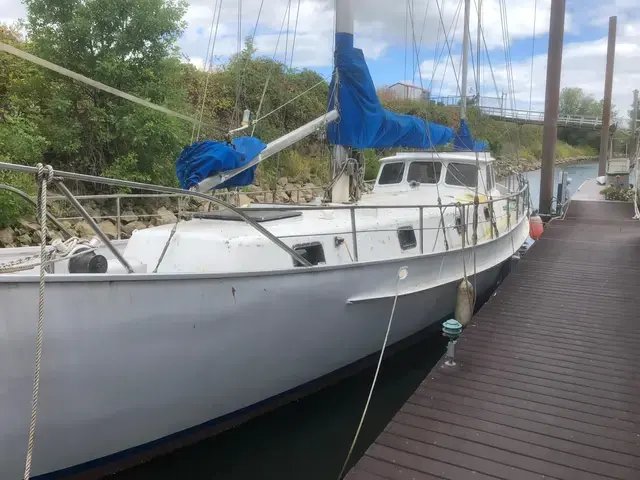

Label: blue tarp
[327,33,454,149]
[453,119,488,152]
[176,136,266,190]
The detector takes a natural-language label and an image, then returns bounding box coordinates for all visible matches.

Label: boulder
[18,219,40,233]
[284,183,297,195]
[120,210,138,223]
[251,193,265,203]
[155,206,178,225]
[74,221,96,239]
[122,221,148,236]
[275,190,290,203]
[98,220,118,239]
[0,227,15,247]
[277,176,288,187]
[15,233,33,246]
[237,193,252,207]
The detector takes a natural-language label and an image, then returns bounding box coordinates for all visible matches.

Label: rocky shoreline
[0,156,599,248]
[493,155,598,178]
[0,178,325,248]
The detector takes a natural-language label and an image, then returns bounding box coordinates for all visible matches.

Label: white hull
[0,216,528,478]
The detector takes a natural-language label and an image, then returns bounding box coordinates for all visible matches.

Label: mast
[331,0,353,203]
[460,0,471,119]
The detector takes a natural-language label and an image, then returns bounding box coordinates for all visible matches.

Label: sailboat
[0,0,529,477]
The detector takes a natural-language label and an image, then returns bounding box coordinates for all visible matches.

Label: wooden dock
[347,199,640,480]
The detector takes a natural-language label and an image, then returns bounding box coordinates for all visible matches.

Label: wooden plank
[347,201,640,479]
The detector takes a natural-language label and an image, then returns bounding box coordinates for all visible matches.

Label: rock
[275,190,290,203]
[0,227,15,247]
[74,221,96,239]
[155,206,178,225]
[16,233,33,246]
[18,219,40,233]
[237,193,252,207]
[98,220,118,239]
[284,183,297,195]
[277,176,288,187]
[120,210,138,223]
[246,184,262,192]
[122,221,148,236]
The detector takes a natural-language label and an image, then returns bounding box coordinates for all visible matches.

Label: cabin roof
[379,151,495,165]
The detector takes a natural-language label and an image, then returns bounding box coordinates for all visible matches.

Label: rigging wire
[231,0,266,132]
[404,0,409,81]
[284,0,292,66]
[528,0,538,114]
[230,0,244,127]
[191,0,220,143]
[289,0,302,68]
[428,0,462,94]
[251,1,292,136]
[412,0,433,81]
[251,78,328,125]
[196,0,224,141]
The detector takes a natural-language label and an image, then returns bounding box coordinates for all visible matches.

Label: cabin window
[397,226,417,250]
[486,164,495,190]
[407,161,442,184]
[445,163,478,187]
[378,162,405,184]
[293,242,326,267]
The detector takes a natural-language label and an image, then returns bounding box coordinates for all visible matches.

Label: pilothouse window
[407,162,442,184]
[378,162,405,184]
[445,163,478,187]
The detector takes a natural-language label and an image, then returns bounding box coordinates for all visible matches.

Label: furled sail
[453,119,488,152]
[327,33,454,149]
[176,136,266,190]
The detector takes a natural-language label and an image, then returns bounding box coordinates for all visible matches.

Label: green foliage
[600,185,636,202]
[559,87,603,117]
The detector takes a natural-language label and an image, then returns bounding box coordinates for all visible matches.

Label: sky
[3,0,640,122]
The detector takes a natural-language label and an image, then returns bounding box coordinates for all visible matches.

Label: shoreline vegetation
[0,4,603,236]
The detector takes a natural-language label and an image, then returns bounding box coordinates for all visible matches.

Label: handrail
[0,162,529,268]
[0,161,312,267]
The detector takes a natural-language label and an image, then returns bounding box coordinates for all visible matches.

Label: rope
[0,237,95,274]
[22,164,53,480]
[0,43,224,133]
[337,267,406,479]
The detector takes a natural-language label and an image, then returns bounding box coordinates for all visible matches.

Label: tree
[20,0,190,185]
[559,87,603,117]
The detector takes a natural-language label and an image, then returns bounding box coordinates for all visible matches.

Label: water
[515,161,598,211]
[112,162,598,480]
[112,334,447,480]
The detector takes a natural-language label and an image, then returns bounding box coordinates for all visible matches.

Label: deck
[346,198,640,479]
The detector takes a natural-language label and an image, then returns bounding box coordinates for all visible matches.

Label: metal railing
[39,185,328,240]
[1,161,529,270]
[480,106,604,129]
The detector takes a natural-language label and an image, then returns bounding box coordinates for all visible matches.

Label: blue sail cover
[176,136,266,190]
[453,119,488,152]
[327,33,454,149]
